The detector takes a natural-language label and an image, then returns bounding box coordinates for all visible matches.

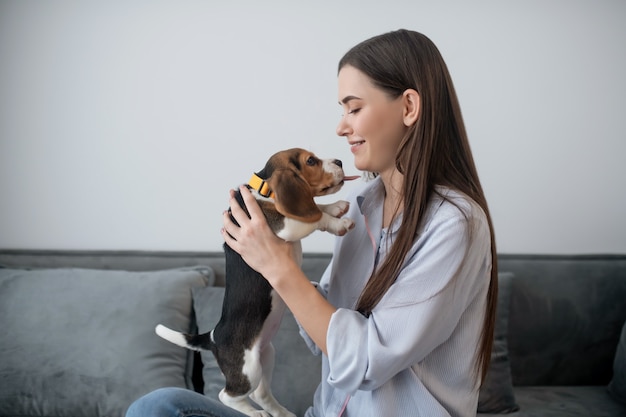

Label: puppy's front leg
[317,200,349,218]
[219,389,270,417]
[316,201,353,236]
[317,212,354,236]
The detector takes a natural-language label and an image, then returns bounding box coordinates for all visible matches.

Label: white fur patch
[322,158,344,180]
[275,218,317,242]
[155,324,201,351]
[242,341,262,390]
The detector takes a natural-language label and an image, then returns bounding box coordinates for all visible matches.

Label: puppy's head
[256,148,349,223]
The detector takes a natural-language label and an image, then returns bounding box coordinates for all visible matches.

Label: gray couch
[1,250,625,417]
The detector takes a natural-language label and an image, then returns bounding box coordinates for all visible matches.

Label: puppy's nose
[334,159,343,168]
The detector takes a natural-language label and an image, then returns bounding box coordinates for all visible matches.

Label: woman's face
[336,65,408,176]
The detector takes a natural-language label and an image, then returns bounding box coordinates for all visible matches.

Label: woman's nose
[336,116,351,137]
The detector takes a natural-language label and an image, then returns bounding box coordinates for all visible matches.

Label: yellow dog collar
[248,174,275,199]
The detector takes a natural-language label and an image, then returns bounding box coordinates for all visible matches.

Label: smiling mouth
[350,141,365,152]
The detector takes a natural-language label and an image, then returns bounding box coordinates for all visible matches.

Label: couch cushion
[608,320,626,404]
[0,266,213,417]
[192,286,321,417]
[478,272,519,413]
[477,386,626,416]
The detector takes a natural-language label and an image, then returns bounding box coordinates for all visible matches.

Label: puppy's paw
[320,200,350,218]
[249,412,271,417]
[272,411,296,417]
[319,213,355,236]
[335,218,355,236]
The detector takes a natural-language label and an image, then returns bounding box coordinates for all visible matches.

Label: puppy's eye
[306,156,318,166]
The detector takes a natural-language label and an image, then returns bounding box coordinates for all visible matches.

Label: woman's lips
[350,141,364,153]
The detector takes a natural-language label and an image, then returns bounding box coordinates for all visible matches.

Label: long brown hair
[339,29,498,383]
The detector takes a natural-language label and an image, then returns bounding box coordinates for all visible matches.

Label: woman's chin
[352,157,368,172]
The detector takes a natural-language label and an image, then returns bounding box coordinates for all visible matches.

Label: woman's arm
[221,185,336,354]
[322,200,492,393]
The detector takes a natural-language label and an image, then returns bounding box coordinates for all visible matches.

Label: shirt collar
[356,177,403,234]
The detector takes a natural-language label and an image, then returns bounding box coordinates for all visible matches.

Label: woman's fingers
[222,208,237,242]
[238,185,266,221]
[221,189,245,246]
[222,186,269,246]
[228,191,249,226]
[220,185,297,280]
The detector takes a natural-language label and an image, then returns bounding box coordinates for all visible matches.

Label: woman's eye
[348,108,361,115]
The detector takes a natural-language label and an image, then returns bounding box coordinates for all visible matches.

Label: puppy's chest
[257,198,319,243]
[256,199,286,235]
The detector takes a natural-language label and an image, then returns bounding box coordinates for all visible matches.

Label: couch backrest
[0,250,332,287]
[2,250,625,386]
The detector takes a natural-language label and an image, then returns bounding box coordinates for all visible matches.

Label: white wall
[1,1,625,254]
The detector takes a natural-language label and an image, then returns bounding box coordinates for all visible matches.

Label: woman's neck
[380,169,404,228]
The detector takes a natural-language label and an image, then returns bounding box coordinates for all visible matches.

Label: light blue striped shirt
[301,177,491,417]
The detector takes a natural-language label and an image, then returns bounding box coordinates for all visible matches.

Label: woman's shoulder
[428,186,488,230]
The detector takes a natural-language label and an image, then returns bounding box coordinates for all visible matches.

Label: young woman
[127,29,497,417]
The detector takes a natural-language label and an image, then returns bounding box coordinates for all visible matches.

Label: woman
[127,28,497,417]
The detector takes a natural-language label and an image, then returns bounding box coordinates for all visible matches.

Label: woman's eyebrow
[339,95,362,105]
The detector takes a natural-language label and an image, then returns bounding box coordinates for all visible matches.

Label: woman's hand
[221,185,297,281]
[222,185,335,354]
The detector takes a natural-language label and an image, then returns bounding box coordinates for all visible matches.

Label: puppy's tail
[155,324,215,352]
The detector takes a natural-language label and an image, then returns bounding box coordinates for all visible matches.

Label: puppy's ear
[268,169,322,222]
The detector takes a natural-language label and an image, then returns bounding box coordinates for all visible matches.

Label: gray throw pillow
[478,272,520,413]
[192,286,321,417]
[0,266,213,417]
[608,320,626,404]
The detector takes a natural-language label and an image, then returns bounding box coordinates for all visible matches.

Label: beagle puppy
[156,148,357,417]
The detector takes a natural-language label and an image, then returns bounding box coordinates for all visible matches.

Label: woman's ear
[402,89,420,127]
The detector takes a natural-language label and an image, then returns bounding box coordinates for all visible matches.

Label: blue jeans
[126,387,247,417]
